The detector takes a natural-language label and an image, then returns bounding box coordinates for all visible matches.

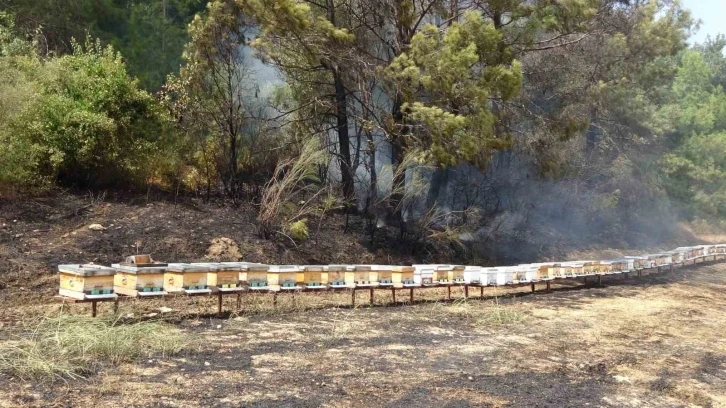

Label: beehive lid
[368,265,393,271]
[324,264,352,271]
[464,265,482,271]
[166,263,211,273]
[193,262,243,271]
[112,263,168,274]
[58,264,116,277]
[391,265,414,272]
[302,265,326,271]
[268,265,302,272]
[351,265,373,271]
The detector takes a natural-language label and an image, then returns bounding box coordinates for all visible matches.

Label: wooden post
[464,285,469,299]
[480,286,484,298]
[392,288,396,304]
[351,288,356,307]
[273,292,278,308]
[531,282,535,293]
[597,275,601,286]
[584,276,588,285]
[113,298,119,315]
[369,287,374,306]
[546,281,551,292]
[217,292,223,315]
[409,288,414,304]
[447,286,451,300]
[236,292,242,310]
[637,270,641,277]
[91,301,97,318]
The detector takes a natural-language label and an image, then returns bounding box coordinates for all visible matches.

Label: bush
[0,315,189,380]
[286,218,310,241]
[0,34,175,190]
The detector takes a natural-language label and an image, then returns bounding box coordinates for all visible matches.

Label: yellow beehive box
[193,263,243,292]
[449,265,466,283]
[301,265,328,289]
[58,264,117,300]
[346,265,377,287]
[112,255,168,297]
[582,262,597,276]
[243,264,270,289]
[373,265,394,286]
[164,263,212,294]
[325,265,349,288]
[394,266,416,287]
[268,265,302,290]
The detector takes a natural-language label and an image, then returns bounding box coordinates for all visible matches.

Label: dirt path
[1,262,724,408]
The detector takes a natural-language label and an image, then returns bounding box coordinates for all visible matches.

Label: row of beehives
[57,245,725,300]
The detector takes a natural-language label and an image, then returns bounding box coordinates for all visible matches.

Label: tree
[166,0,259,200]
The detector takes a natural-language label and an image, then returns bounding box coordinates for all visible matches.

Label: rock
[88,224,106,231]
[143,312,158,318]
[159,307,173,313]
[204,361,211,367]
[61,233,69,238]
[613,375,631,383]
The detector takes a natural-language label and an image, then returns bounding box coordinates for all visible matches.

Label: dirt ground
[0,261,722,408]
[1,193,725,407]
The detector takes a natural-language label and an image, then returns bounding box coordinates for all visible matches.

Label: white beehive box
[413,265,437,286]
[464,266,482,285]
[59,264,117,300]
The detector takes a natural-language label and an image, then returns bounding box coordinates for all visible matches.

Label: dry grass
[0,313,189,381]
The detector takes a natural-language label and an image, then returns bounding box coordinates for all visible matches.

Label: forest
[1,0,725,263]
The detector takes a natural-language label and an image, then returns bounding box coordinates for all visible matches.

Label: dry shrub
[258,138,327,239]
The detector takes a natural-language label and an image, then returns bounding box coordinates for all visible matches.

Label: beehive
[268,265,302,290]
[374,265,394,286]
[394,266,416,287]
[464,266,483,285]
[58,264,117,300]
[608,260,628,274]
[433,266,451,284]
[414,265,436,286]
[561,262,583,277]
[549,263,567,279]
[515,265,538,283]
[448,265,466,283]
[242,263,271,289]
[193,263,243,292]
[326,265,349,288]
[625,256,648,270]
[301,265,328,289]
[484,267,510,286]
[346,265,377,287]
[113,255,168,297]
[164,263,212,294]
[596,261,613,275]
[582,262,596,276]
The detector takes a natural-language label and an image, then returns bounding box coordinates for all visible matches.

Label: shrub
[286,218,310,241]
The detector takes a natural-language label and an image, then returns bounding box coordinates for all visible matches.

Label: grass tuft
[0,314,189,381]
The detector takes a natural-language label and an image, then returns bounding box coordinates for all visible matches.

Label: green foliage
[4,0,205,91]
[286,218,310,241]
[0,33,173,189]
[386,11,522,169]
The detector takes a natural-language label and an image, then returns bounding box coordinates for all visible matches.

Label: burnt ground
[0,192,725,407]
[0,262,723,407]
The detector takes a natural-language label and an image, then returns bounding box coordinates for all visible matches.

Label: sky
[683,0,725,44]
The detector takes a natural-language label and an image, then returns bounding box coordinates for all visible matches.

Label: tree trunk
[333,68,355,204]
